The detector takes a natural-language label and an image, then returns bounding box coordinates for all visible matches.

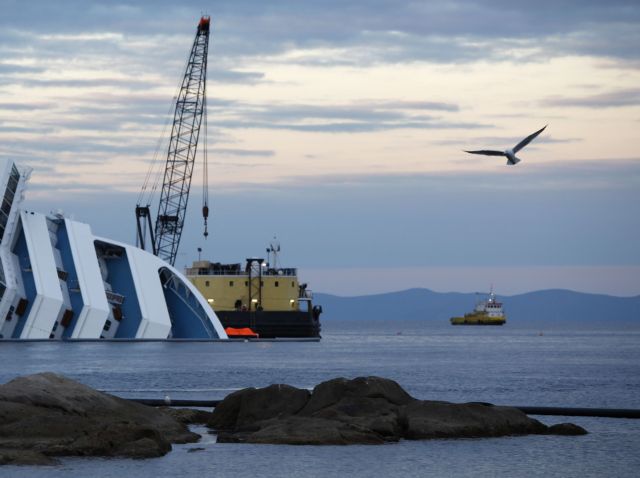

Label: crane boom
[136,16,210,266]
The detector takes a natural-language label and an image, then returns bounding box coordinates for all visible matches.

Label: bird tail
[507,156,521,165]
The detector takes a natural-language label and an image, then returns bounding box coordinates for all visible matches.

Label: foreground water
[1,320,639,477]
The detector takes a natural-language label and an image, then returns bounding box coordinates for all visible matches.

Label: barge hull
[216,310,321,338]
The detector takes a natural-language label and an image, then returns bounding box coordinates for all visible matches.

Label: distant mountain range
[315,289,640,328]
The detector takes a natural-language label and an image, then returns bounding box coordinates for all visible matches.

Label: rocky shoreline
[0,373,586,465]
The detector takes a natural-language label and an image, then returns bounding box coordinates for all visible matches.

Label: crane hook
[203,205,209,239]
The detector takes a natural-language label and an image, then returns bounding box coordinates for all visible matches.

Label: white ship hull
[0,159,227,340]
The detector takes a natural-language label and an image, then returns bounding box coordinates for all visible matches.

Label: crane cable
[137,48,192,208]
[202,89,210,239]
[137,98,173,207]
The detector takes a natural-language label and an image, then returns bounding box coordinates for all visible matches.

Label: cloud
[0,63,46,74]
[0,136,153,158]
[207,161,273,169]
[369,100,459,112]
[214,119,483,133]
[209,69,267,84]
[25,180,120,194]
[0,124,55,134]
[209,99,469,133]
[211,148,274,157]
[541,88,640,108]
[15,77,161,91]
[434,134,580,148]
[2,1,639,75]
[206,1,640,64]
[259,158,640,193]
[1,1,638,205]
[253,101,459,120]
[0,102,53,111]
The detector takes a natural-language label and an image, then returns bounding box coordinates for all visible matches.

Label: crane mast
[136,16,210,266]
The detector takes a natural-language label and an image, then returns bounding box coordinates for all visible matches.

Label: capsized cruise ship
[0,159,227,340]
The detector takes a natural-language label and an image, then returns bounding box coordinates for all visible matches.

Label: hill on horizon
[314,288,640,328]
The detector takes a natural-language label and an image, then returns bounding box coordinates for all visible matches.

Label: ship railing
[299,289,313,299]
[264,268,297,277]
[186,267,298,277]
[186,268,245,276]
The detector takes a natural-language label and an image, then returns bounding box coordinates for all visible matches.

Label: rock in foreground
[208,376,587,444]
[0,373,200,465]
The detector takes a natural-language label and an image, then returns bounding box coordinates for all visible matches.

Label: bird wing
[513,125,547,153]
[464,150,505,157]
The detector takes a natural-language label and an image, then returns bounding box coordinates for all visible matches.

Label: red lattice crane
[136,16,211,266]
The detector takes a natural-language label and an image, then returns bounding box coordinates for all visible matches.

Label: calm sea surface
[1,320,639,477]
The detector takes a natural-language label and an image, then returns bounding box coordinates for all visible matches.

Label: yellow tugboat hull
[450,313,506,326]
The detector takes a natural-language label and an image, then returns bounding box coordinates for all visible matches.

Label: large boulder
[0,372,200,464]
[399,401,548,439]
[297,376,415,439]
[0,449,60,466]
[208,376,587,445]
[300,376,415,416]
[218,416,386,445]
[209,383,310,430]
[546,423,588,435]
[161,407,214,425]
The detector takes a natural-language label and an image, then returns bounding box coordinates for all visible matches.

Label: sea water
[1,320,639,477]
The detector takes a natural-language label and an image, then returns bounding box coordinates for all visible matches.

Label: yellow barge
[186,240,321,338]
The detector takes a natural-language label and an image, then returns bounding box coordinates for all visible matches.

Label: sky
[1,0,639,296]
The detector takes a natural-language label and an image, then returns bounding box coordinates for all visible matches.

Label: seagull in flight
[465,125,547,165]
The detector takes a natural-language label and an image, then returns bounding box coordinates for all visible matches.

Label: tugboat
[186,238,322,339]
[450,289,506,326]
